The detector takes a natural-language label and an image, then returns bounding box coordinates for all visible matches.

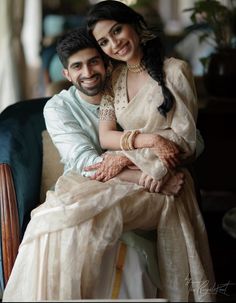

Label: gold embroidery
[111,242,127,299]
[100,95,116,121]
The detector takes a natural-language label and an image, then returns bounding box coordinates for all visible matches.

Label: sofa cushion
[40,130,64,203]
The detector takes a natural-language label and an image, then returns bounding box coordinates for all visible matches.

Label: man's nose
[82,65,93,77]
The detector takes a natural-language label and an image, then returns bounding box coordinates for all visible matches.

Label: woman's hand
[84,153,133,182]
[152,135,180,169]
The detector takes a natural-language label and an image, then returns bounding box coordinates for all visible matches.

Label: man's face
[63,48,106,101]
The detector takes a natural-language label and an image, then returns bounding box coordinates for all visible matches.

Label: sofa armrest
[0,164,20,286]
[0,98,49,234]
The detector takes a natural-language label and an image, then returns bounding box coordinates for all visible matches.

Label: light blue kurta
[44,86,103,177]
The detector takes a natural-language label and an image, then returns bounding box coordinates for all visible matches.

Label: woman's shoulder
[164,57,190,72]
[164,57,193,81]
[110,62,126,88]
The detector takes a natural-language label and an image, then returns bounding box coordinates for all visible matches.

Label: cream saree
[99,58,215,301]
[3,58,215,302]
[3,173,167,302]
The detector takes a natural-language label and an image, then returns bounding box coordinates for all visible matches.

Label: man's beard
[73,75,105,97]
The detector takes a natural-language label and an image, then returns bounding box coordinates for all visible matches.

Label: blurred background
[0,1,236,301]
[0,0,232,113]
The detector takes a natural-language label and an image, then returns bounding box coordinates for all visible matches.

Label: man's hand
[152,135,181,169]
[84,153,133,182]
[138,172,162,193]
[139,170,185,196]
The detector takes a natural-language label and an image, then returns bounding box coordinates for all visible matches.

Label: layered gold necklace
[127,62,146,73]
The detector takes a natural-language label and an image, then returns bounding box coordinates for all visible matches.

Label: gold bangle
[129,130,140,150]
[120,130,140,150]
[120,131,131,150]
[124,131,131,150]
[127,132,133,150]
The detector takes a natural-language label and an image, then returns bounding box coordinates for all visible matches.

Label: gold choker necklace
[127,62,145,73]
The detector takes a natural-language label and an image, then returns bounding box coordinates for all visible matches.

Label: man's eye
[72,64,81,69]
[90,59,98,65]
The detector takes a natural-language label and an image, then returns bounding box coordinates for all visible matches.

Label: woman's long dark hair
[87,0,174,117]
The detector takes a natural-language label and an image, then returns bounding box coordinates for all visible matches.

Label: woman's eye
[113,25,122,35]
[99,40,107,47]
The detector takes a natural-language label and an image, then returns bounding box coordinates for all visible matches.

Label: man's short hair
[56,27,108,68]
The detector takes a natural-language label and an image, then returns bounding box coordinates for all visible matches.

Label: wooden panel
[0,164,20,286]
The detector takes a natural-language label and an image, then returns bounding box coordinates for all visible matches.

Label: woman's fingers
[152,135,181,168]
[90,171,103,180]
[160,153,180,169]
[84,162,102,171]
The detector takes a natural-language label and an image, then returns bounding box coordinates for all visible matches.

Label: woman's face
[92,20,142,64]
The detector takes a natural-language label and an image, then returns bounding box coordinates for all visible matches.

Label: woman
[87,1,215,301]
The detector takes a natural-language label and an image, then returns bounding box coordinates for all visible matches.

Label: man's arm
[44,100,103,177]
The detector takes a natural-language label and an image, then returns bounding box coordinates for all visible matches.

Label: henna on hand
[84,153,133,182]
[152,135,181,169]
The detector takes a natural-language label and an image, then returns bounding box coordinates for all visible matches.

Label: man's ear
[63,69,72,82]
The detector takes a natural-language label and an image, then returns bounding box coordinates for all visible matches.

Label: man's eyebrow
[88,55,102,61]
[69,55,101,68]
[97,22,119,42]
[69,61,81,68]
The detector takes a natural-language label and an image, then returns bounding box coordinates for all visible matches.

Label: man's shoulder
[44,86,76,109]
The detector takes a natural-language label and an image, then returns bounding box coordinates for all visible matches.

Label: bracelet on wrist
[120,130,140,150]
